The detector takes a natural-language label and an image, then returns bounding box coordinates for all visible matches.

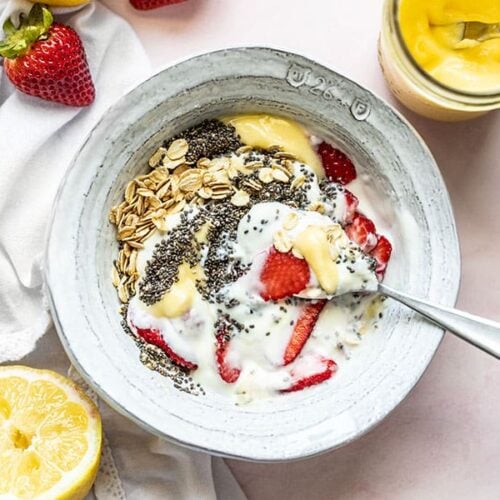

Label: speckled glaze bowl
[46,48,460,461]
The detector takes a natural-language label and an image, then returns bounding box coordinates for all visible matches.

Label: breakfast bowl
[45,47,460,461]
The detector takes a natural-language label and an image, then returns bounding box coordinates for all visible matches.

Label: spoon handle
[462,21,500,42]
[379,284,500,359]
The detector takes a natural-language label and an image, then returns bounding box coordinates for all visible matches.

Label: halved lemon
[0,366,102,499]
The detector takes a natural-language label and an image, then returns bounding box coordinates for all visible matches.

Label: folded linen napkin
[0,1,245,498]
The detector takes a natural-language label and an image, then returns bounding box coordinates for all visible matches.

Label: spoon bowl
[461,21,500,43]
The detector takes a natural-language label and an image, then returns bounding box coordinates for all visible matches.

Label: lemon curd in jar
[400,0,500,94]
[379,0,500,121]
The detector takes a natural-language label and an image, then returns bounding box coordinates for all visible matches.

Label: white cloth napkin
[0,0,152,362]
[0,1,246,498]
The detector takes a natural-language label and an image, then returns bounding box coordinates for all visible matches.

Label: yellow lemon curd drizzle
[399,0,500,93]
[148,263,204,318]
[148,221,212,319]
[293,225,339,295]
[222,114,323,177]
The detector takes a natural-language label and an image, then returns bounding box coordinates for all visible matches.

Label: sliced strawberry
[317,142,357,185]
[216,331,241,384]
[134,326,197,371]
[281,357,337,393]
[283,300,326,365]
[260,248,310,301]
[345,213,378,252]
[370,235,392,277]
[343,189,359,223]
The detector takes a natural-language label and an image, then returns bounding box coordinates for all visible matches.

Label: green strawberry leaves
[0,4,53,59]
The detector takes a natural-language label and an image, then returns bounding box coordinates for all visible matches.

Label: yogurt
[110,114,392,403]
[127,166,381,403]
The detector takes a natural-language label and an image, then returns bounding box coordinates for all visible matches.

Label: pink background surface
[102,1,500,498]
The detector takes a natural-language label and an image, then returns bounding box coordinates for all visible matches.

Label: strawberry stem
[0,4,53,59]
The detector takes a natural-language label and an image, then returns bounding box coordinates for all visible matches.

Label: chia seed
[139,210,207,305]
[164,119,242,163]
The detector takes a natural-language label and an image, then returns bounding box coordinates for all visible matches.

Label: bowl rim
[45,46,461,462]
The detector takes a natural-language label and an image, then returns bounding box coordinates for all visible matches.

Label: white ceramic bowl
[46,48,460,461]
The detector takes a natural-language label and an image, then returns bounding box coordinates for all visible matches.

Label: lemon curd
[399,0,500,94]
[148,263,204,318]
[293,225,339,294]
[379,0,500,120]
[223,114,323,177]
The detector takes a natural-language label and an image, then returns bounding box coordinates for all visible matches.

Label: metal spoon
[460,21,500,43]
[301,283,500,359]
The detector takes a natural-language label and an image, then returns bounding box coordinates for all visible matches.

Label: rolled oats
[291,174,305,189]
[167,139,189,160]
[273,229,293,253]
[272,169,290,183]
[274,151,296,160]
[258,168,274,184]
[112,265,121,287]
[197,186,213,199]
[148,147,167,168]
[162,157,186,170]
[231,190,250,207]
[283,212,298,230]
[179,169,203,193]
[197,157,211,168]
[125,181,136,203]
[128,241,145,250]
[308,201,326,214]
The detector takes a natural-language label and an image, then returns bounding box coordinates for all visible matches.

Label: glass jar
[378,0,500,121]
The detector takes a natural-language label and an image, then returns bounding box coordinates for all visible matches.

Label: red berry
[370,235,392,276]
[283,301,326,365]
[260,248,310,301]
[317,142,357,185]
[130,0,187,9]
[216,330,240,384]
[133,326,197,370]
[0,6,94,107]
[345,213,378,252]
[343,189,359,223]
[282,357,337,393]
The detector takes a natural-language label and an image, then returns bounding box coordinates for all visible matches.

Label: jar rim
[391,0,500,101]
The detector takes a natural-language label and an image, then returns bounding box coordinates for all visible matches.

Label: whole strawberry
[130,0,187,10]
[0,5,94,107]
